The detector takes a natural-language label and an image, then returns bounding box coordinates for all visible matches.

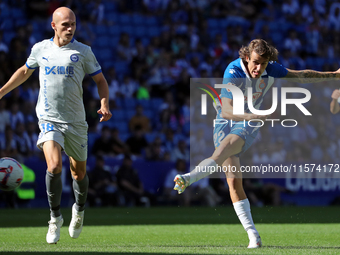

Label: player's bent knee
[47,164,62,174]
[71,170,86,181]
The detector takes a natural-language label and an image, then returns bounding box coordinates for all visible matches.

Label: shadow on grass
[1,206,340,227]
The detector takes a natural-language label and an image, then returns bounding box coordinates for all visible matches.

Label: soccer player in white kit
[0,7,112,244]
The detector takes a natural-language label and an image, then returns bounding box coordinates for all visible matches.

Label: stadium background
[1,0,340,208]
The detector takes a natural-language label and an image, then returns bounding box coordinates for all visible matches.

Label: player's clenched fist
[331,89,340,100]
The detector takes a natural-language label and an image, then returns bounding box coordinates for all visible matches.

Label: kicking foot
[173,174,189,194]
[69,203,84,239]
[46,215,63,244]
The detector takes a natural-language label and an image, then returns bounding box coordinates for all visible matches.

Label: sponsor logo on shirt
[252,92,262,101]
[43,79,48,112]
[244,92,262,103]
[45,66,74,77]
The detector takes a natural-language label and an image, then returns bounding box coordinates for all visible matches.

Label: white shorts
[37,121,88,161]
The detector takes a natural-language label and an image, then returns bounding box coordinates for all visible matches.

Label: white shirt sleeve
[26,43,39,69]
[84,47,102,76]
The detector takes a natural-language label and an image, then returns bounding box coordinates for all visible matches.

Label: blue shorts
[213,112,260,157]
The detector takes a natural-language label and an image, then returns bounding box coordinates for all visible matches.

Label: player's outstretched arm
[330,89,340,114]
[284,68,340,83]
[92,72,112,122]
[221,97,270,121]
[0,65,35,100]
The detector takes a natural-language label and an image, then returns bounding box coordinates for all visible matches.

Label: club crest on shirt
[256,79,266,90]
[70,54,79,62]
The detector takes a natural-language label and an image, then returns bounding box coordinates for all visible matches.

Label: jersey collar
[240,58,250,79]
[240,58,268,78]
[50,37,75,43]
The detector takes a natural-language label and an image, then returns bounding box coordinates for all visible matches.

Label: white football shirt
[26,38,102,123]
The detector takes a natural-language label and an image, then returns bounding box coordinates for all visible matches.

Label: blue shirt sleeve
[221,65,243,100]
[266,61,288,78]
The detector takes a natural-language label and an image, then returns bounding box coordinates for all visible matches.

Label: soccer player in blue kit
[174,39,340,248]
[0,7,112,244]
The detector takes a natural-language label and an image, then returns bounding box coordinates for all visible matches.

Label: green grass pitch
[1,206,340,254]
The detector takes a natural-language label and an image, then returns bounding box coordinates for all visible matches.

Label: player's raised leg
[174,134,244,193]
[43,140,64,244]
[69,157,88,239]
[224,157,262,248]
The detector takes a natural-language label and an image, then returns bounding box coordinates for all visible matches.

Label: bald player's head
[51,7,76,46]
[52,7,75,23]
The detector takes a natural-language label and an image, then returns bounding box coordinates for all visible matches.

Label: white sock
[233,198,259,238]
[51,215,62,221]
[182,158,217,185]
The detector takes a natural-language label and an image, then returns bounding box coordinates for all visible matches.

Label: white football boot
[69,203,84,238]
[46,215,64,244]
[247,233,262,248]
[173,174,189,194]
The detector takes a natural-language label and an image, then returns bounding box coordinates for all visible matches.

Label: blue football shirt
[221,58,288,113]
